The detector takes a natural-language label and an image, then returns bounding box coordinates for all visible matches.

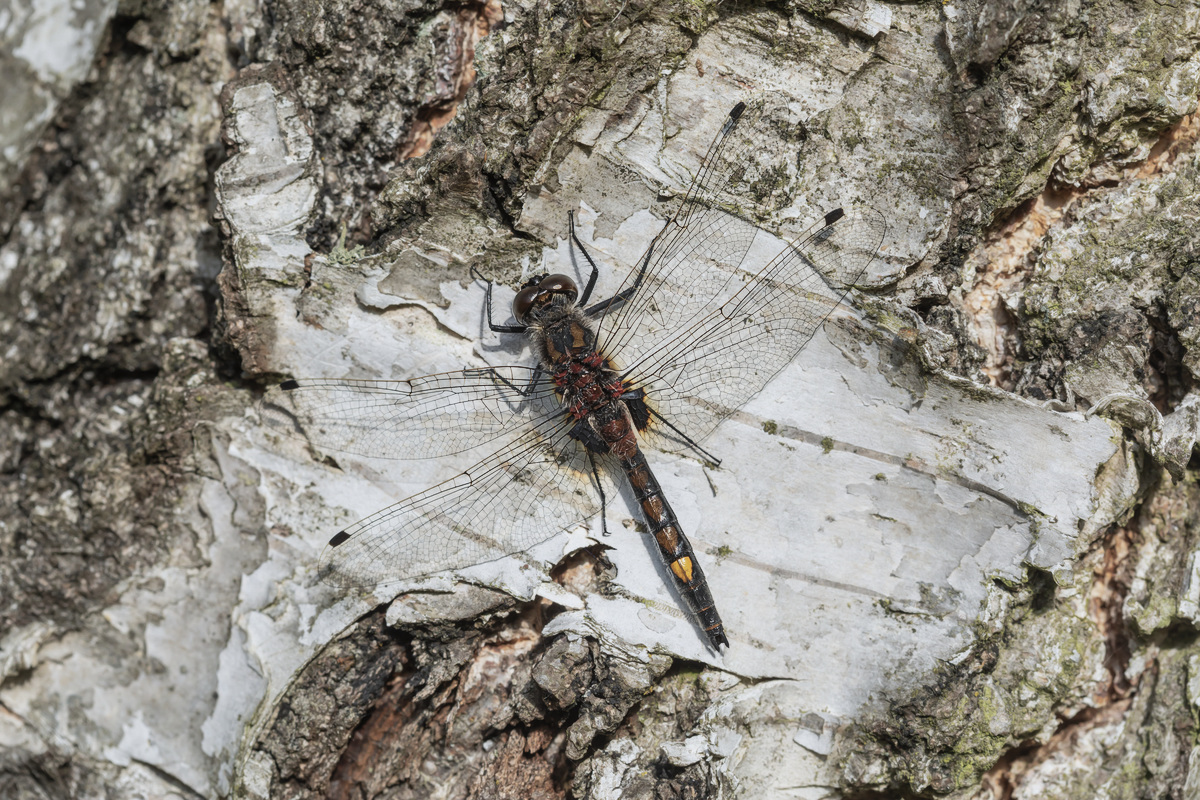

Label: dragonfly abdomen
[610,434,728,649]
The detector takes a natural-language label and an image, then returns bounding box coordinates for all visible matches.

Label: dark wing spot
[627,396,652,431]
[824,207,845,226]
[730,102,746,120]
[568,419,610,454]
[280,379,300,391]
[329,530,351,547]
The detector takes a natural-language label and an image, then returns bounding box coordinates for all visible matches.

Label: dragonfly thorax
[513,273,579,325]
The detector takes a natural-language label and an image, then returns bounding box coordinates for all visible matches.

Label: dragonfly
[261,99,887,650]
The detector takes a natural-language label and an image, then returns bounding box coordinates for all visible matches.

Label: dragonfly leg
[569,418,610,454]
[470,265,528,334]
[567,420,612,536]
[568,211,603,307]
[474,364,545,400]
[520,364,544,396]
[583,235,657,318]
[622,388,722,466]
[586,450,611,536]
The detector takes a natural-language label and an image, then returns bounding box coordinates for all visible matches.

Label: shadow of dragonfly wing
[620,206,888,455]
[317,412,608,588]
[260,366,561,460]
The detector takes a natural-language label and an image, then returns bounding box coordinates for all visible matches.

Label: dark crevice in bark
[128,757,208,800]
[1146,302,1196,414]
[1146,619,1200,651]
[484,171,541,246]
[106,14,151,56]
[2,366,161,431]
[982,698,1140,800]
[974,738,1042,800]
[1089,523,1138,700]
[1024,565,1057,613]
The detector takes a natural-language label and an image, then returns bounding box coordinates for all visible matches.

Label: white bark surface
[2,0,1198,798]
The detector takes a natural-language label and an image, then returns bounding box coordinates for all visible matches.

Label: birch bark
[1,1,1198,799]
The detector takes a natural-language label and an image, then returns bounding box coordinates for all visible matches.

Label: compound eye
[513,285,539,324]
[540,273,578,303]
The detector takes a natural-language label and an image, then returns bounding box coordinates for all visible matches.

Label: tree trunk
[2,1,1198,798]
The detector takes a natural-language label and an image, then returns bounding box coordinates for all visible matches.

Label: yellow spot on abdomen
[669,557,695,584]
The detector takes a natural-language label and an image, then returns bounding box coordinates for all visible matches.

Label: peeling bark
[2,0,1199,799]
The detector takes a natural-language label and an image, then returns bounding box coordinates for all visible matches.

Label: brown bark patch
[1087,524,1138,701]
[961,186,1081,386]
[398,0,506,160]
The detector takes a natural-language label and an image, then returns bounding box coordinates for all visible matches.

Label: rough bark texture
[2,0,1199,799]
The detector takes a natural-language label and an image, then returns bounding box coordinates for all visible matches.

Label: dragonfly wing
[626,206,888,455]
[591,99,781,366]
[260,367,562,460]
[317,414,608,587]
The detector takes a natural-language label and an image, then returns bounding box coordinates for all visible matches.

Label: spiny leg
[586,450,611,537]
[569,211,603,306]
[476,363,546,400]
[584,234,658,318]
[470,265,527,334]
[649,406,722,465]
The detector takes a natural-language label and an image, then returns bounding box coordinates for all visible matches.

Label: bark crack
[961,102,1200,390]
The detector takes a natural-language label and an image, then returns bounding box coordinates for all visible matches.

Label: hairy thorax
[535,309,640,460]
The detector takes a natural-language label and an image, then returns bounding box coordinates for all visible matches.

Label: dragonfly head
[513,273,578,324]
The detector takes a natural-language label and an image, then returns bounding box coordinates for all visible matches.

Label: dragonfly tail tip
[707,630,730,650]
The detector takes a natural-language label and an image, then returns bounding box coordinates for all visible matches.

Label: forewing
[628,207,888,454]
[260,367,561,460]
[317,413,608,587]
[591,99,784,367]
